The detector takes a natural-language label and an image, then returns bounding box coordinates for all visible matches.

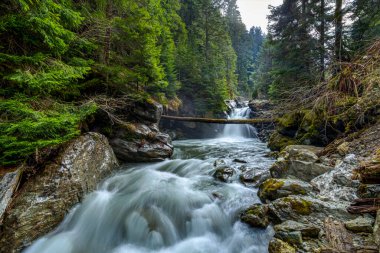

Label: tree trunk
[103,1,113,66]
[320,0,325,79]
[334,0,343,64]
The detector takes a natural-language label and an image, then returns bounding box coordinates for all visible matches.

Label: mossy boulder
[268,132,297,152]
[268,238,296,253]
[268,196,354,225]
[258,178,312,202]
[240,204,270,228]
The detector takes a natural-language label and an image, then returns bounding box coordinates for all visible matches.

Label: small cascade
[222,106,257,139]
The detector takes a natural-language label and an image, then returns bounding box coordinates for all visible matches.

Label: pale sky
[236,0,283,32]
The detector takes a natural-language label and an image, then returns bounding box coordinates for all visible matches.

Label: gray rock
[213,166,234,182]
[270,145,332,182]
[110,123,173,162]
[239,169,270,187]
[345,216,375,233]
[258,178,313,202]
[274,220,320,238]
[0,169,22,222]
[358,184,380,198]
[0,133,119,252]
[240,204,270,228]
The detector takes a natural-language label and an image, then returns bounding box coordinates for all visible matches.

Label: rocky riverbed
[240,121,380,252]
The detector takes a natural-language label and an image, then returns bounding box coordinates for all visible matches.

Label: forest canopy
[0,0,262,166]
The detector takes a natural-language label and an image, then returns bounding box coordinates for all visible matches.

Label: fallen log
[347,205,380,214]
[351,198,380,206]
[161,115,275,124]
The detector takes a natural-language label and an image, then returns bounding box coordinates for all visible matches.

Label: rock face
[110,123,173,162]
[0,133,119,252]
[0,169,22,223]
[109,101,173,162]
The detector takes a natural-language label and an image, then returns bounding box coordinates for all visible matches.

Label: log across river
[161,115,275,124]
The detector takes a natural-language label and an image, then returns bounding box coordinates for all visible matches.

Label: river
[25,107,275,253]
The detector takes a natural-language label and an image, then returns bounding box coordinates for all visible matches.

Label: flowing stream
[25,106,275,253]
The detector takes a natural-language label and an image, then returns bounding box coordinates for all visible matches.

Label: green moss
[259,179,285,201]
[289,184,307,195]
[283,197,312,215]
[268,132,297,151]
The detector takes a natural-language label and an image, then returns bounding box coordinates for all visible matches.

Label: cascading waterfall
[25,107,274,253]
[222,106,257,139]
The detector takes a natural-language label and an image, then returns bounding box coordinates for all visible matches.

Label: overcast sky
[236,0,283,32]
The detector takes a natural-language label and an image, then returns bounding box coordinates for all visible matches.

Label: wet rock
[213,166,234,182]
[233,158,247,163]
[345,216,375,233]
[274,220,320,238]
[0,133,119,252]
[0,169,22,222]
[358,184,380,198]
[311,154,359,202]
[274,231,303,246]
[268,195,354,225]
[214,159,227,167]
[110,123,173,162]
[258,178,312,202]
[240,204,270,228]
[239,169,270,187]
[268,238,296,253]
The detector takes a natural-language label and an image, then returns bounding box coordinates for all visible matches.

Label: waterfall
[222,106,257,139]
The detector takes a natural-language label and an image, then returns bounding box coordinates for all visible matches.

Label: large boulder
[258,178,313,202]
[0,133,119,252]
[240,204,270,228]
[110,123,173,162]
[268,195,354,225]
[270,145,332,182]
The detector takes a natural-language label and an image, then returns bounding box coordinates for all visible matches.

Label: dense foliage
[0,0,262,166]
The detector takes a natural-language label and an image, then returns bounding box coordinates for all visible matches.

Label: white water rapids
[25,106,274,253]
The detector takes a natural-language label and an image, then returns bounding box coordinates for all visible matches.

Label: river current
[25,107,275,253]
